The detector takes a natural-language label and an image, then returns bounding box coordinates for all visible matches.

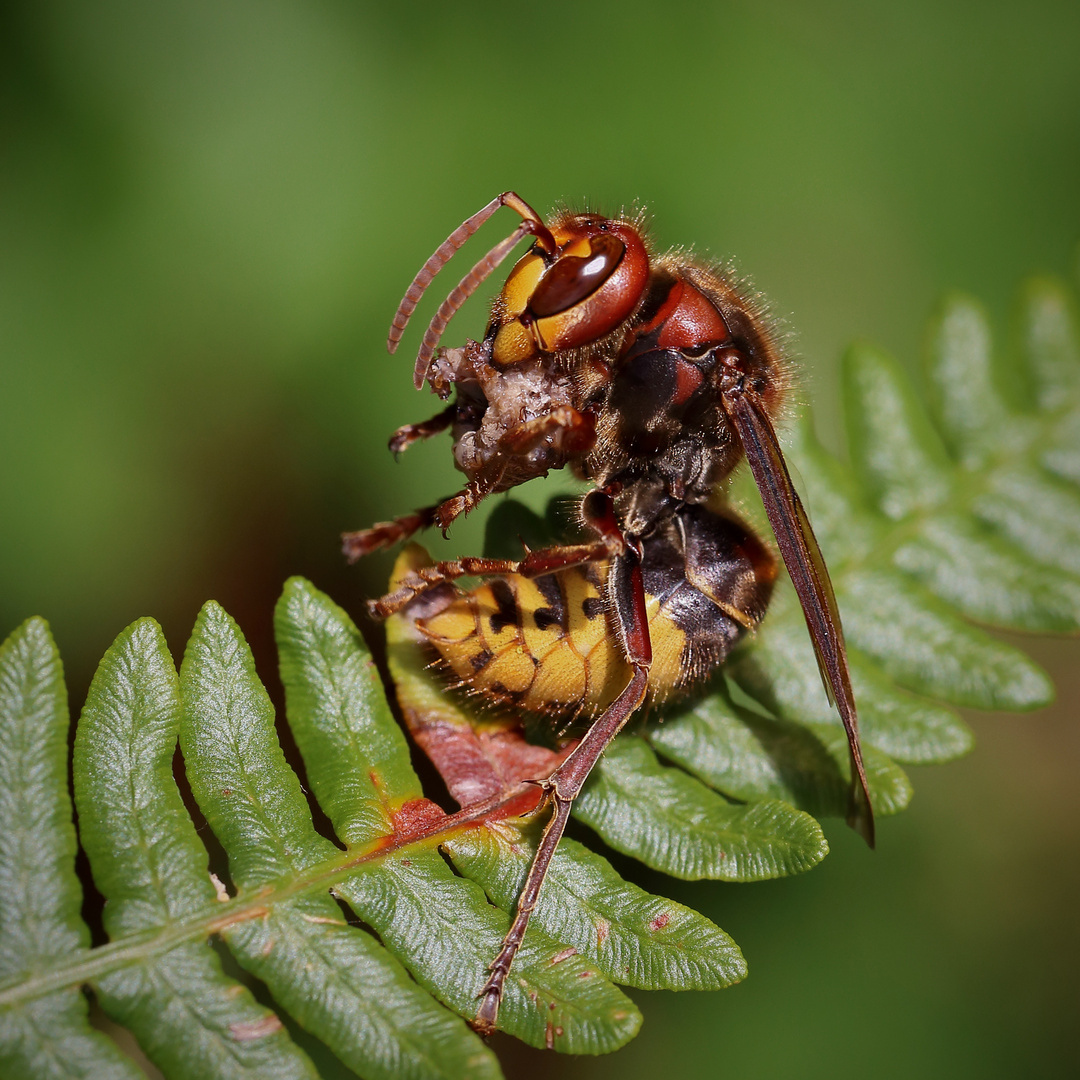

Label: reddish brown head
[386,194,652,388]
[491,213,650,365]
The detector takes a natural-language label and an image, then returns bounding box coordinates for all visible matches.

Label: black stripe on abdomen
[531,572,568,635]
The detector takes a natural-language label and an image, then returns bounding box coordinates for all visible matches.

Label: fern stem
[0,784,527,1010]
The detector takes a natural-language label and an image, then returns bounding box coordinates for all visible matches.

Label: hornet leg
[472,539,653,1036]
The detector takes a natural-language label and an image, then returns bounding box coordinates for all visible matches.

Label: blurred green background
[2,1,1078,1076]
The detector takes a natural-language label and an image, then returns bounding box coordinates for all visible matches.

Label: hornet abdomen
[418,505,776,719]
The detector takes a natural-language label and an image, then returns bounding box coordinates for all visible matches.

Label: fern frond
[0,273,1077,1077]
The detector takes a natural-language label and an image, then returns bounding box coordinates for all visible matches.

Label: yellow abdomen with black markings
[419,567,696,718]
[415,507,774,720]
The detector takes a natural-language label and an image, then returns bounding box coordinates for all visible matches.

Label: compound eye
[528,233,626,318]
